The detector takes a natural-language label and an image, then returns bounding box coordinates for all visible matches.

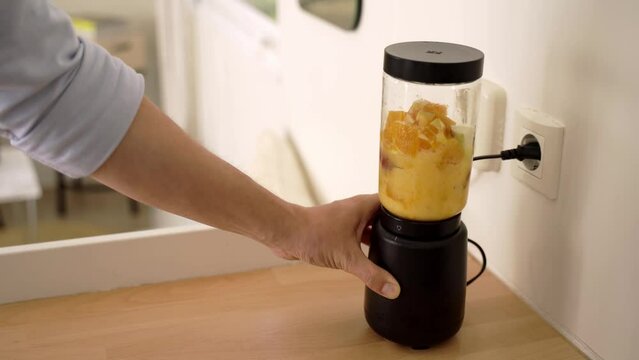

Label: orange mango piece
[418,137,432,151]
[442,116,456,127]
[440,138,465,166]
[426,123,439,135]
[416,110,435,126]
[386,111,406,125]
[382,111,405,150]
[383,112,419,156]
[409,100,448,118]
[394,123,419,156]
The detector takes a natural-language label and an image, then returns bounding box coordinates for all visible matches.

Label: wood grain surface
[0,258,585,359]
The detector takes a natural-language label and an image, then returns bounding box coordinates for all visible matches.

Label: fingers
[361,224,372,246]
[354,194,380,221]
[345,250,400,300]
[351,194,380,242]
[271,247,298,261]
[345,195,391,296]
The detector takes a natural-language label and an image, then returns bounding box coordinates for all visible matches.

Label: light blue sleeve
[0,0,145,177]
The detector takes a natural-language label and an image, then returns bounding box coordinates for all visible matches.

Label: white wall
[277,1,639,359]
[195,0,285,175]
[279,1,395,202]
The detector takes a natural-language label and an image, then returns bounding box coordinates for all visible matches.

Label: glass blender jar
[379,42,482,221]
[365,41,484,348]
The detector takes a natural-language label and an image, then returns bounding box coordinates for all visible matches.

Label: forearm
[92,97,301,246]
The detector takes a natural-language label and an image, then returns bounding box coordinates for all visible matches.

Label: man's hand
[269,194,401,300]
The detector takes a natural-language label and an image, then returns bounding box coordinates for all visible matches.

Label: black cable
[473,141,541,162]
[472,154,502,161]
[467,238,486,286]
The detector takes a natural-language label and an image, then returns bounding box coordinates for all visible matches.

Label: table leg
[129,198,140,215]
[26,200,38,243]
[56,172,67,216]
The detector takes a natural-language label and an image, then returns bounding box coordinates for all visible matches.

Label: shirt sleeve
[0,0,145,178]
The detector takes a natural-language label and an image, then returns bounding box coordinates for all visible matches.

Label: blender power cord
[466,140,541,284]
[467,239,486,285]
[473,141,542,162]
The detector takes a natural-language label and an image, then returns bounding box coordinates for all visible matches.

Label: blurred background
[1,0,164,246]
[1,0,290,246]
[1,0,365,247]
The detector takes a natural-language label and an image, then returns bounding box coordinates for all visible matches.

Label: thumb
[346,251,401,300]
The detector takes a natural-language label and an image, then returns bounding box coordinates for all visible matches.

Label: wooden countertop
[0,259,585,359]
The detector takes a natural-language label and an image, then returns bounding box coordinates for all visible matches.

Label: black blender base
[411,345,431,350]
[365,305,460,349]
[363,209,467,349]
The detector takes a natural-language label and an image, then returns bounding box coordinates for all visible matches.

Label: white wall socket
[511,108,565,199]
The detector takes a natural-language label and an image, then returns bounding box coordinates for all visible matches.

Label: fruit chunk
[418,136,432,150]
[440,138,465,167]
[387,110,406,124]
[383,115,418,155]
[383,111,419,155]
[416,109,435,125]
[382,111,403,149]
[382,99,459,156]
[409,99,447,118]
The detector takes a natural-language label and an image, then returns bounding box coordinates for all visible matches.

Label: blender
[364,41,484,348]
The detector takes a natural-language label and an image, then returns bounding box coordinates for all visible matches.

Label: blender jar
[379,42,483,221]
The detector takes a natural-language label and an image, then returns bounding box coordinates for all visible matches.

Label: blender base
[411,345,431,350]
[364,209,468,348]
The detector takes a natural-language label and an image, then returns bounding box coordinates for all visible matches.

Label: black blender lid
[384,41,484,84]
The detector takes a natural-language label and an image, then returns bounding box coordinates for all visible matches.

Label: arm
[93,98,401,299]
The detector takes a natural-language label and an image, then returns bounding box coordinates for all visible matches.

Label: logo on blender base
[426,50,443,55]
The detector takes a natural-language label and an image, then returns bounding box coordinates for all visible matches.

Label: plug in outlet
[511,108,565,199]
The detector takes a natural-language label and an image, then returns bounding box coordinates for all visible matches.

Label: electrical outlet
[511,108,565,199]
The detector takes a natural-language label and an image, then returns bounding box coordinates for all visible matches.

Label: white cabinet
[0,226,287,304]
[194,0,285,174]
